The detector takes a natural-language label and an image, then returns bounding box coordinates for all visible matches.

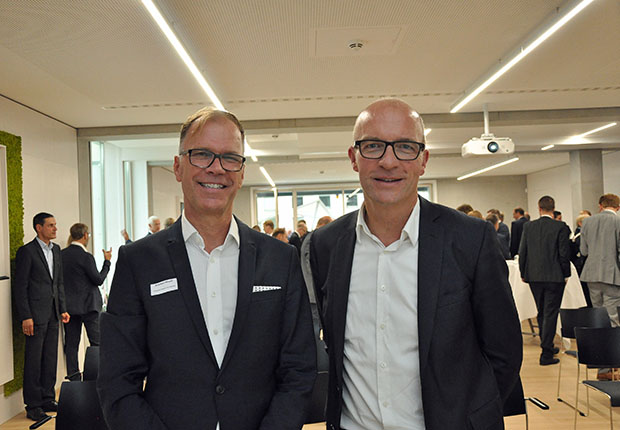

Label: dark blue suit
[97,218,316,430]
[310,197,522,430]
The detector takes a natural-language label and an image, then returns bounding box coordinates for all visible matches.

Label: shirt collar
[36,237,54,251]
[603,209,618,215]
[181,211,240,251]
[70,241,88,252]
[356,196,420,248]
[541,214,553,219]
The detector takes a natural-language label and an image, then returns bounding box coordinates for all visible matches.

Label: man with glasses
[310,99,522,430]
[98,107,316,430]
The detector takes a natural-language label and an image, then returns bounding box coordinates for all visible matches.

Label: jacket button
[215,385,225,395]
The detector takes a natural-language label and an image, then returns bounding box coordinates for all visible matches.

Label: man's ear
[348,146,359,172]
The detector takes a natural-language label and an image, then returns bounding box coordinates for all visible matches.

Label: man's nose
[378,145,399,167]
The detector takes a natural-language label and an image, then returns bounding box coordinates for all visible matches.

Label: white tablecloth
[507,259,587,347]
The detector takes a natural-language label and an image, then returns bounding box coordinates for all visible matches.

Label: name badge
[150,278,178,296]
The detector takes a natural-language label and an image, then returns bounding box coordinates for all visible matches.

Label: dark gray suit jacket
[510,217,528,258]
[518,216,571,283]
[97,218,316,430]
[13,238,66,323]
[61,244,110,315]
[310,198,522,430]
[580,210,620,285]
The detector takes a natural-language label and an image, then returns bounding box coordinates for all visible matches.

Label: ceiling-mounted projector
[461,104,515,158]
[462,134,514,158]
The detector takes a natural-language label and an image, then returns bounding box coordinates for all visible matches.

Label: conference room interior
[1,0,619,428]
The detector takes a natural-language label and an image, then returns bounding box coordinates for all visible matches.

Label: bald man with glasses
[98,107,316,430]
[310,98,522,430]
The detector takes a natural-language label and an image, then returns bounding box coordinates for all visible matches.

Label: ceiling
[1,0,619,186]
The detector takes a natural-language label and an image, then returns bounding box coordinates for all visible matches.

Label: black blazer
[97,218,316,430]
[13,238,66,323]
[61,244,110,315]
[310,198,522,430]
[510,217,528,258]
[518,216,571,283]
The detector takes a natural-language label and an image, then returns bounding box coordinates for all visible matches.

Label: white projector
[461,134,514,158]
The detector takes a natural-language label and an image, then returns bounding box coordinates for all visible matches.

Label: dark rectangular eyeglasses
[179,148,246,172]
[354,139,425,161]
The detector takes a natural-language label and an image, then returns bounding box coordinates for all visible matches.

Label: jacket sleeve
[518,224,528,278]
[13,245,32,321]
[559,225,571,278]
[472,223,522,403]
[56,245,67,314]
[83,252,111,286]
[580,222,589,257]
[97,245,169,430]
[258,247,317,430]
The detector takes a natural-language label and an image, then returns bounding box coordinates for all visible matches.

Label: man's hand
[103,248,112,261]
[121,229,129,242]
[61,312,70,323]
[22,319,34,336]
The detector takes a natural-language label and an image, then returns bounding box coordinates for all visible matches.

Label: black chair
[557,307,611,414]
[83,345,100,381]
[574,327,620,430]
[503,377,549,430]
[56,380,108,430]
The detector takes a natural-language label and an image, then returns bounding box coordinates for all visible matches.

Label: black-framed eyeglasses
[179,148,246,172]
[354,139,425,161]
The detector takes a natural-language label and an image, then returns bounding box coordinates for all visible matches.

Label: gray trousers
[588,281,620,327]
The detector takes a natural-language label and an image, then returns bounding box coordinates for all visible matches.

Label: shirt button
[383,401,389,407]
[380,324,386,330]
[211,292,216,297]
[380,285,386,291]
[380,362,387,369]
[213,329,219,335]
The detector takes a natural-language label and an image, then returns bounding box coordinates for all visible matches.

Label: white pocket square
[252,285,281,293]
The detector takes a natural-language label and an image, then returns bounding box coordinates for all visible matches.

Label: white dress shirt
[181,213,239,367]
[36,237,54,279]
[341,198,425,430]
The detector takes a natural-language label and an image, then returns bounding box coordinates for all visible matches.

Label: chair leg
[557,355,563,398]
[610,402,613,430]
[574,365,580,430]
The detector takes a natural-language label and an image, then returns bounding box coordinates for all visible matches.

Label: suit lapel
[166,222,218,367]
[32,239,53,281]
[220,219,255,372]
[417,198,444,373]
[329,213,357,385]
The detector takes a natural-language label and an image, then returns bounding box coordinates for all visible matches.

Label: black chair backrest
[574,327,620,368]
[83,346,100,381]
[503,377,526,417]
[559,307,610,339]
[56,380,108,430]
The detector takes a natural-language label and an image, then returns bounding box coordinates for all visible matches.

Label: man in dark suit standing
[519,195,571,365]
[62,223,111,380]
[510,207,528,258]
[13,212,70,421]
[310,99,522,430]
[98,107,316,430]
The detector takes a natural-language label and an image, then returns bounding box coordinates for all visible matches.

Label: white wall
[435,175,528,221]
[0,96,78,424]
[526,164,573,227]
[150,166,182,222]
[603,150,620,194]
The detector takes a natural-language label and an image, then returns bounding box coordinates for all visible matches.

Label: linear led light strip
[541,122,617,150]
[142,0,273,185]
[457,157,519,181]
[451,0,595,113]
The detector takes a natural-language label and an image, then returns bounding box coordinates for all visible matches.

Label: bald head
[353,98,426,144]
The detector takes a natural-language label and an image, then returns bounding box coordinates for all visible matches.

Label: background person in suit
[98,107,316,430]
[580,193,620,325]
[310,99,522,430]
[120,215,161,244]
[510,207,528,259]
[62,223,111,380]
[13,212,70,421]
[519,196,571,365]
[488,208,510,253]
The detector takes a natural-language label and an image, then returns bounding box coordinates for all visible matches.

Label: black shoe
[553,347,560,355]
[26,407,49,421]
[41,400,58,412]
[540,356,560,366]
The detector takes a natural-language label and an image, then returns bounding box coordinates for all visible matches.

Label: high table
[506,259,587,348]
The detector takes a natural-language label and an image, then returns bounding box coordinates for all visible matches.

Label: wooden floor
[1,324,617,430]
